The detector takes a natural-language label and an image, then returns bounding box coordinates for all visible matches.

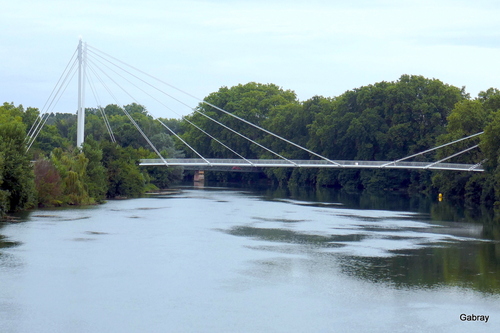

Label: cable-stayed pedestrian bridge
[27,39,486,173]
[139,158,484,172]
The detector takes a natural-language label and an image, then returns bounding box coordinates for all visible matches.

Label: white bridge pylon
[26,40,485,172]
[77,38,86,148]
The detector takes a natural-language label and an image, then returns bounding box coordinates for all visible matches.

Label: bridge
[139,158,484,172]
[26,39,486,173]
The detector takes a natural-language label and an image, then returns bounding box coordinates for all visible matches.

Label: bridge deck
[139,158,484,172]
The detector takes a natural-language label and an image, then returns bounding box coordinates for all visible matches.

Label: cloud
[2,0,500,114]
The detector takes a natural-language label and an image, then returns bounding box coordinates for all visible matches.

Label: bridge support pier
[194,170,205,184]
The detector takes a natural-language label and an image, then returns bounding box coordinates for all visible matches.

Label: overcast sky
[2,0,500,118]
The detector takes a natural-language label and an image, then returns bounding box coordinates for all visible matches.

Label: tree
[432,89,498,203]
[0,152,8,214]
[180,82,300,182]
[158,118,183,135]
[307,76,463,191]
[82,137,108,202]
[0,103,36,213]
[101,142,146,198]
[50,148,93,205]
[481,110,500,172]
[34,159,63,207]
[182,82,299,159]
[478,88,500,113]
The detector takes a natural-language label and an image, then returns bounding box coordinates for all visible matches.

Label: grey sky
[2,0,500,118]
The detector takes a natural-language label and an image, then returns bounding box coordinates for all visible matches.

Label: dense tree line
[180,77,500,209]
[0,102,182,216]
[3,74,500,217]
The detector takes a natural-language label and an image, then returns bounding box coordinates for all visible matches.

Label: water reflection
[251,185,433,214]
[340,242,500,293]
[213,183,500,295]
[0,234,20,250]
[225,223,500,294]
[225,225,364,246]
[0,230,22,272]
[1,185,500,332]
[243,184,500,236]
[0,216,22,251]
[240,183,497,224]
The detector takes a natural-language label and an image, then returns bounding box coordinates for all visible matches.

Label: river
[1,184,499,332]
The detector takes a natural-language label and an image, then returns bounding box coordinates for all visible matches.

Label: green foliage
[0,103,36,214]
[478,88,500,113]
[478,110,500,203]
[431,87,500,206]
[6,74,500,212]
[101,142,146,198]
[306,75,463,191]
[158,118,183,135]
[50,148,93,205]
[0,152,8,214]
[181,82,302,183]
[177,76,474,192]
[34,159,62,207]
[82,137,108,202]
[34,124,71,153]
[182,82,299,160]
[22,102,182,205]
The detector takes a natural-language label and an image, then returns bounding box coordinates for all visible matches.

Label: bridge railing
[139,158,484,172]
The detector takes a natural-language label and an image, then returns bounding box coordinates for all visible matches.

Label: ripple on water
[85,231,109,235]
[252,216,310,223]
[224,226,344,248]
[31,214,91,222]
[0,235,21,250]
[136,207,166,210]
[223,213,476,259]
[72,237,96,242]
[0,252,23,269]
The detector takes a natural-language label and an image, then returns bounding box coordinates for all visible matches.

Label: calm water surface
[1,185,499,332]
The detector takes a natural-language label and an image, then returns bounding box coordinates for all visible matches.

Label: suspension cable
[86,51,254,165]
[380,132,484,168]
[156,119,212,165]
[469,159,486,171]
[27,57,78,146]
[27,57,79,151]
[92,56,205,164]
[424,145,479,169]
[29,58,79,143]
[86,44,338,166]
[85,59,169,166]
[26,113,51,151]
[85,65,116,142]
[26,46,78,140]
[86,46,296,166]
